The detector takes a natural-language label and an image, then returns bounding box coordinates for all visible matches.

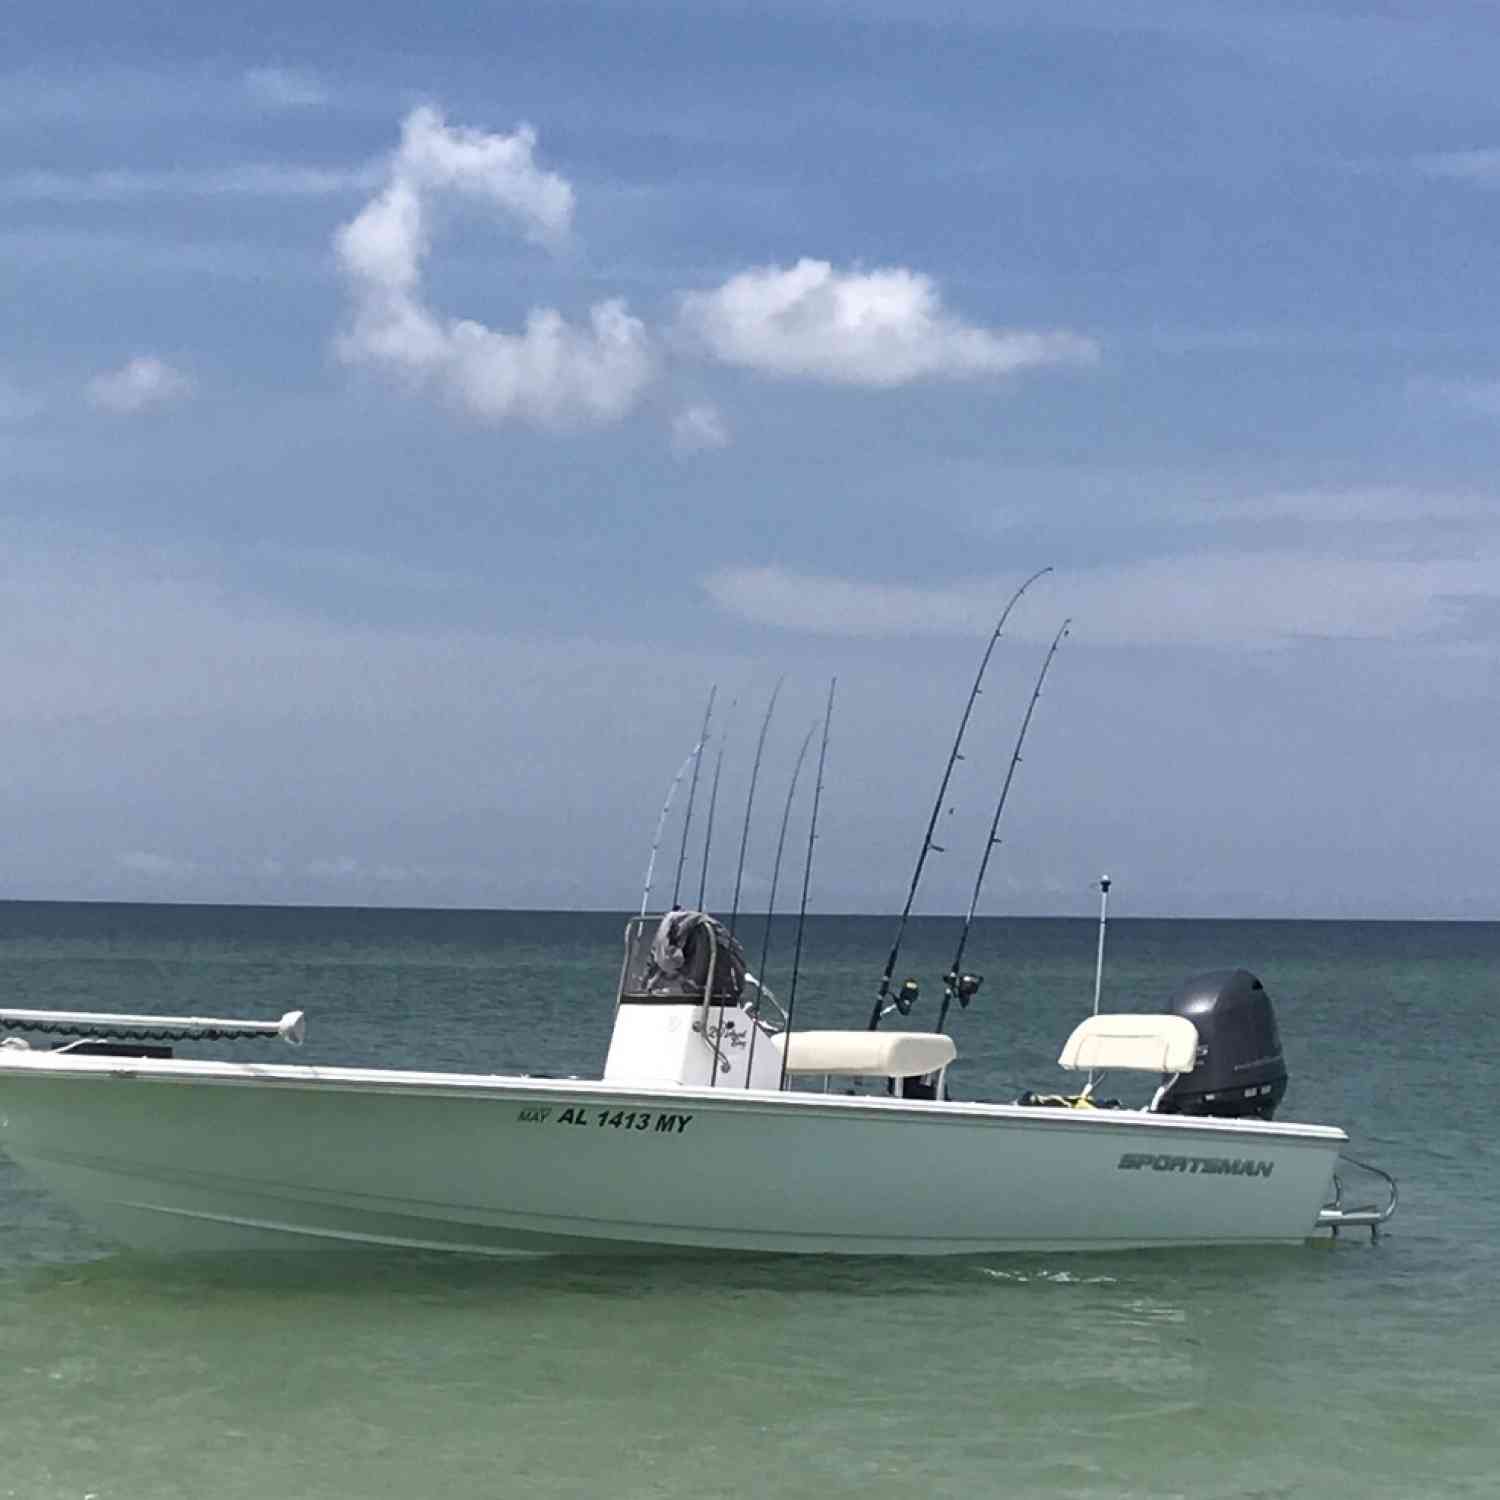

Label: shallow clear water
[1,905,1496,1499]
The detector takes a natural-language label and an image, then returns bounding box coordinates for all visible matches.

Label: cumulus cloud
[335,107,654,427]
[671,402,731,454]
[705,551,1500,649]
[244,66,328,109]
[86,355,194,413]
[678,259,1098,386]
[340,106,574,266]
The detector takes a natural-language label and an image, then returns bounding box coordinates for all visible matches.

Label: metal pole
[1092,876,1111,1016]
[1087,875,1111,1095]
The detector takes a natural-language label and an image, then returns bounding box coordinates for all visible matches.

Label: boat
[0,586,1397,1258]
[0,909,1395,1257]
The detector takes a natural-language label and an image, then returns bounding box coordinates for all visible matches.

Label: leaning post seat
[1056,1014,1201,1077]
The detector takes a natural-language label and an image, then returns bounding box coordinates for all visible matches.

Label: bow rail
[0,1007,305,1046]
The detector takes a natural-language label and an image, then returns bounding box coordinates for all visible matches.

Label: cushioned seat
[774,1030,957,1078]
[1057,1014,1200,1075]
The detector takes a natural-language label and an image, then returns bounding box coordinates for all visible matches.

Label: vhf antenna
[1088,874,1112,1094]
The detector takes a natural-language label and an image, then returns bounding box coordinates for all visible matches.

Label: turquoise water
[1,905,1496,1498]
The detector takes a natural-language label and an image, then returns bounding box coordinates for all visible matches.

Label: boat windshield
[617,912,747,1006]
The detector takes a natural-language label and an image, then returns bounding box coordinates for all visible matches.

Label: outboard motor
[1155,969,1288,1120]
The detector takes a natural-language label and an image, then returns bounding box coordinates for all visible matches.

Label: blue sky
[3,1,1498,917]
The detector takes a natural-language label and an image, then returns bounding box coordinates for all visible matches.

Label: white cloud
[704,551,1500,649]
[2,527,1494,917]
[0,164,378,202]
[116,850,196,878]
[678,259,1098,386]
[86,356,194,414]
[1414,147,1500,184]
[336,107,655,428]
[244,66,328,109]
[340,106,574,269]
[671,402,731,454]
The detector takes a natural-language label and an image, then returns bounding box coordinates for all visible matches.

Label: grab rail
[0,1007,305,1046]
[1317,1153,1397,1239]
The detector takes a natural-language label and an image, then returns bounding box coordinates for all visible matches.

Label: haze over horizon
[4,2,1498,921]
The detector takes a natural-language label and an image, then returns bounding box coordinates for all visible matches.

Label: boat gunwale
[0,1050,1348,1144]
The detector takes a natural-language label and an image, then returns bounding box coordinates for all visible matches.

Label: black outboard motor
[1154,969,1288,1121]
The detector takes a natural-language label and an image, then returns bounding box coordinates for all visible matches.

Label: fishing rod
[780,679,836,1091]
[710,684,783,1088]
[867,565,1052,1030]
[726,679,784,938]
[743,722,817,1086]
[638,742,703,917]
[671,686,716,908]
[935,618,1071,1035]
[695,708,732,912]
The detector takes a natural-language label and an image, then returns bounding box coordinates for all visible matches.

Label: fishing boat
[0,911,1394,1256]
[0,575,1395,1257]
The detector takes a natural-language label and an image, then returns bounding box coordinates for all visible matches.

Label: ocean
[1,903,1495,1499]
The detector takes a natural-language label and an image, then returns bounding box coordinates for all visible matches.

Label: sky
[2,0,1498,919]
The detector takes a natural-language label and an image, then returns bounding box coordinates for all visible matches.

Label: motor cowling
[1155,969,1288,1120]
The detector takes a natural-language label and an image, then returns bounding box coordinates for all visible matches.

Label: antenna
[869,566,1051,1029]
[781,679,836,1091]
[1088,875,1111,1094]
[1092,874,1111,1017]
[936,619,1071,1034]
[671,686,716,908]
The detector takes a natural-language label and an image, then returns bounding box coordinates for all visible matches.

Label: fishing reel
[944,971,983,1008]
[893,978,920,1015]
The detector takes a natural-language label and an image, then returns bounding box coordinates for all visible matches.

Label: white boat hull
[0,1052,1345,1256]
